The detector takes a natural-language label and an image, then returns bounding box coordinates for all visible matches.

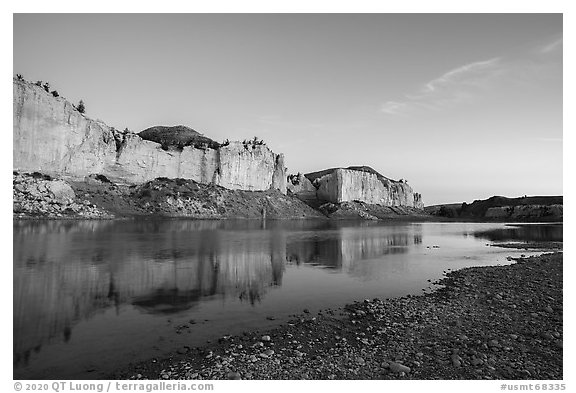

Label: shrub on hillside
[242,137,265,150]
[76,100,86,114]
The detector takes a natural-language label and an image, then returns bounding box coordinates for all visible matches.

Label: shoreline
[14,172,561,223]
[12,214,563,223]
[111,242,562,380]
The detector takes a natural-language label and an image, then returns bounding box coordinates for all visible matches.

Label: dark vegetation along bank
[12,170,431,221]
[13,171,324,220]
[426,196,563,222]
[13,170,564,222]
[113,243,562,380]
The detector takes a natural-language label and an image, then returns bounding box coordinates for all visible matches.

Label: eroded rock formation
[13,78,286,193]
[301,167,424,209]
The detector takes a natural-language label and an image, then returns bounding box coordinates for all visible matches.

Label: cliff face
[307,168,424,209]
[13,80,117,177]
[216,143,287,192]
[13,79,286,193]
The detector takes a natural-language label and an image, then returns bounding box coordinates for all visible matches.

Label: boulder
[45,180,75,203]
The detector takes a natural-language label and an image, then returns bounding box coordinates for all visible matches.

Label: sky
[13,13,563,205]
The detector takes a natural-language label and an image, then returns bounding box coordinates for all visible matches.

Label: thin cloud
[380,101,408,115]
[380,36,562,116]
[421,58,501,93]
[381,58,502,115]
[540,37,563,54]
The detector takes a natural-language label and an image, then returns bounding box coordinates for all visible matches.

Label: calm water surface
[13,219,561,379]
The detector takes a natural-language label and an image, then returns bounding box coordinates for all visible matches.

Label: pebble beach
[113,243,563,380]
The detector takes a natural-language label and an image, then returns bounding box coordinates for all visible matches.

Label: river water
[13,219,562,379]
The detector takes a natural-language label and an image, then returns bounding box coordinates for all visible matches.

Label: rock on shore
[114,250,562,380]
[13,172,112,219]
[319,200,429,220]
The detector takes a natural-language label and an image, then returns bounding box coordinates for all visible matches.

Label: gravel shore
[113,246,562,380]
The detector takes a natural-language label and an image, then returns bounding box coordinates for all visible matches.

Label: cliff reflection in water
[287,227,420,269]
[14,220,420,366]
[473,223,563,242]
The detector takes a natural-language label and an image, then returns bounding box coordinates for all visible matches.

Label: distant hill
[139,125,220,150]
[424,203,465,218]
[426,195,563,221]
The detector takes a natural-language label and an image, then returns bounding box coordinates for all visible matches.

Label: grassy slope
[70,177,325,219]
[139,125,221,150]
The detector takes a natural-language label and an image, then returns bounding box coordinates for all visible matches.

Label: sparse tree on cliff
[249,136,264,146]
[16,74,24,81]
[51,90,59,98]
[43,82,50,93]
[76,100,86,114]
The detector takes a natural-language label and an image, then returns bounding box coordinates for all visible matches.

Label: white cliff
[13,78,286,193]
[305,167,424,209]
[216,143,286,192]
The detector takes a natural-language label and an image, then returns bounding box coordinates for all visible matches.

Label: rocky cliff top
[305,166,396,184]
[139,125,220,150]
